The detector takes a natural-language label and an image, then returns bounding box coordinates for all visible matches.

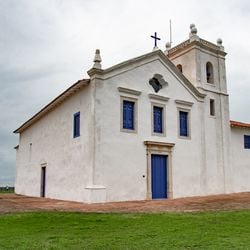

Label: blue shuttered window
[244,135,250,149]
[73,112,80,138]
[153,106,163,133]
[179,111,188,137]
[123,100,134,130]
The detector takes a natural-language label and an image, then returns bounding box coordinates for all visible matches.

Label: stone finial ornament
[189,24,199,41]
[190,24,197,35]
[153,46,160,51]
[217,38,224,51]
[217,38,223,46]
[93,49,102,69]
[164,42,171,55]
[165,42,171,49]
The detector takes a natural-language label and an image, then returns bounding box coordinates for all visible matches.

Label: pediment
[88,50,206,101]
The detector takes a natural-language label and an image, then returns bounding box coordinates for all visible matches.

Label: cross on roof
[151,32,161,48]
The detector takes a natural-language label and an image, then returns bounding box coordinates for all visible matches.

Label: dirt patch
[1,192,250,214]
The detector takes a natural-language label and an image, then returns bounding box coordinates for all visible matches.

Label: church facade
[14,25,250,203]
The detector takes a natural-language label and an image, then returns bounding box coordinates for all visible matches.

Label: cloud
[1,0,250,185]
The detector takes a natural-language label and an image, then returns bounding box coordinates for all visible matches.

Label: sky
[1,0,250,186]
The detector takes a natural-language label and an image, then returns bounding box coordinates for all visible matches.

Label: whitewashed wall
[170,44,232,196]
[231,127,250,192]
[15,83,94,202]
[15,50,241,203]
[93,55,229,202]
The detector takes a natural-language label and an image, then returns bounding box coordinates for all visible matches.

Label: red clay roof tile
[230,120,250,128]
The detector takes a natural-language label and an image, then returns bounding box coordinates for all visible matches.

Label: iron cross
[151,32,161,47]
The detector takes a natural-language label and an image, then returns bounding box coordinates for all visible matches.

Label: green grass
[0,187,14,193]
[0,189,14,193]
[0,211,250,249]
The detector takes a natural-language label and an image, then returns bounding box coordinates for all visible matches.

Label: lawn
[0,211,249,249]
[0,188,14,193]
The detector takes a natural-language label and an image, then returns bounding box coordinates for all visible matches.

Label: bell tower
[165,24,227,94]
[165,24,232,194]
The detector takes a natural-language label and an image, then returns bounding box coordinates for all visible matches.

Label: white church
[14,24,250,203]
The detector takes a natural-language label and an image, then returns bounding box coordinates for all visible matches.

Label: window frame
[206,62,214,84]
[244,135,250,149]
[73,112,80,138]
[178,108,191,139]
[120,96,138,133]
[176,64,183,73]
[209,99,215,116]
[151,102,166,136]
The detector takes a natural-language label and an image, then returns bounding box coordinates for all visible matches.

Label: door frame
[40,164,47,198]
[144,141,174,200]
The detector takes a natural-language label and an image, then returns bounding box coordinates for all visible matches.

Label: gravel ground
[1,192,250,214]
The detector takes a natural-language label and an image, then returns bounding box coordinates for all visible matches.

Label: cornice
[14,79,90,133]
[175,100,194,107]
[118,87,142,96]
[148,94,169,102]
[168,39,227,58]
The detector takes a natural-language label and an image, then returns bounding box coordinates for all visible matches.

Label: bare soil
[1,192,250,214]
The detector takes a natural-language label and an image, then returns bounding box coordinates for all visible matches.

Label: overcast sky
[1,0,250,186]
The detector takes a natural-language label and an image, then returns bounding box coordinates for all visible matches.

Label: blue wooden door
[151,155,167,199]
[41,167,46,198]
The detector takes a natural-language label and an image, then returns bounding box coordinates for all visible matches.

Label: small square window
[244,135,250,149]
[210,99,215,116]
[153,106,163,133]
[179,111,189,137]
[73,112,80,138]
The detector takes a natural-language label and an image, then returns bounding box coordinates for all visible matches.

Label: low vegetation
[0,188,14,193]
[0,211,249,249]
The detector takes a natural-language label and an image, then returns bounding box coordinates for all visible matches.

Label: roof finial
[93,49,102,69]
[151,32,161,51]
[217,38,224,51]
[189,24,199,41]
[164,42,171,56]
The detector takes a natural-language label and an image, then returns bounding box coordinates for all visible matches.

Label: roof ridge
[14,79,90,133]
[230,120,250,128]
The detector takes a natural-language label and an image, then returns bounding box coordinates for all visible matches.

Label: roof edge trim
[14,79,90,134]
[230,120,250,129]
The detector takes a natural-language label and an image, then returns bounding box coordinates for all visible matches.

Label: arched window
[206,62,214,83]
[176,64,183,73]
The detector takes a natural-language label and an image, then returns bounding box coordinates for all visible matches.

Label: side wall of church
[231,127,250,192]
[15,83,94,202]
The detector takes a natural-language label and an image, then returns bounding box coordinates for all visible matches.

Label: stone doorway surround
[144,141,175,200]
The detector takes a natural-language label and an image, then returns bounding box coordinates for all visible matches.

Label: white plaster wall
[201,93,230,195]
[231,128,250,192]
[197,49,231,194]
[171,44,231,196]
[15,51,235,204]
[169,49,198,87]
[15,83,94,202]
[93,49,233,202]
[94,58,211,202]
[198,51,219,86]
[169,46,227,94]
